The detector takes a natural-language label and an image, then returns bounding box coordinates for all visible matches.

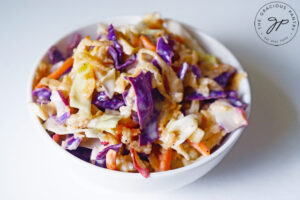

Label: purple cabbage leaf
[94,143,122,168]
[48,46,64,64]
[178,62,201,80]
[108,24,137,70]
[156,37,174,65]
[67,33,82,56]
[214,69,236,88]
[62,135,82,150]
[226,90,247,109]
[32,87,52,104]
[68,147,92,162]
[126,72,153,129]
[185,90,226,101]
[126,72,160,145]
[92,91,125,110]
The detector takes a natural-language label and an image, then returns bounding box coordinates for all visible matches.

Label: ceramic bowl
[27,15,251,193]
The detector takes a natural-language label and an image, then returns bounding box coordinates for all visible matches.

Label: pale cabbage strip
[160,114,200,160]
[69,63,95,116]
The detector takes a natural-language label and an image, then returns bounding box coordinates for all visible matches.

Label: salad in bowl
[29,13,249,178]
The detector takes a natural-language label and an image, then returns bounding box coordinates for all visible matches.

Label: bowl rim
[27,15,251,179]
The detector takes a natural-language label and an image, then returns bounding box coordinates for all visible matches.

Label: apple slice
[130,148,150,178]
[208,100,248,133]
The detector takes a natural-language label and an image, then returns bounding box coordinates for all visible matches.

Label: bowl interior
[28,15,251,178]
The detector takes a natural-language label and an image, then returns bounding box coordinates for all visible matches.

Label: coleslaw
[30,13,248,178]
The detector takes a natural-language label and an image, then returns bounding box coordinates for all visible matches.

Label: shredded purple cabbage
[67,33,82,56]
[126,72,153,129]
[122,89,129,105]
[156,37,174,65]
[226,90,238,98]
[107,25,137,70]
[152,59,162,74]
[107,24,122,58]
[63,136,82,150]
[117,54,136,70]
[131,111,139,123]
[48,46,64,64]
[178,62,201,81]
[108,45,136,70]
[185,90,226,101]
[214,69,236,87]
[190,65,201,77]
[139,89,162,145]
[226,90,247,109]
[94,143,122,168]
[107,24,117,42]
[178,62,189,80]
[108,45,119,64]
[92,91,125,110]
[68,147,92,162]
[55,111,70,125]
[139,111,159,145]
[185,90,247,109]
[32,87,52,104]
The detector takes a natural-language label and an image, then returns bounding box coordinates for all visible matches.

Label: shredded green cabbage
[69,63,95,116]
[88,113,122,135]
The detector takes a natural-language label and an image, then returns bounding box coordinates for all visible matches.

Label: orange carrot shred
[187,140,210,156]
[139,35,156,51]
[158,148,173,171]
[175,35,184,43]
[148,19,163,29]
[35,57,74,89]
[106,149,117,170]
[119,118,138,128]
[130,34,140,47]
[115,124,125,136]
[52,134,61,143]
[130,128,141,136]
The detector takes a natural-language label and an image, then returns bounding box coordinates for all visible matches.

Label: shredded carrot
[115,124,125,136]
[130,34,140,47]
[35,57,74,89]
[106,149,117,170]
[158,148,173,171]
[139,35,156,51]
[70,107,78,114]
[52,134,61,144]
[175,35,184,44]
[119,118,138,128]
[188,140,210,156]
[148,19,163,29]
[130,128,141,136]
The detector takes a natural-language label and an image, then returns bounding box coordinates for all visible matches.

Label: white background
[1,0,300,199]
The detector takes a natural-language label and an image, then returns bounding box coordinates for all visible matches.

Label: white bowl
[27,16,251,193]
